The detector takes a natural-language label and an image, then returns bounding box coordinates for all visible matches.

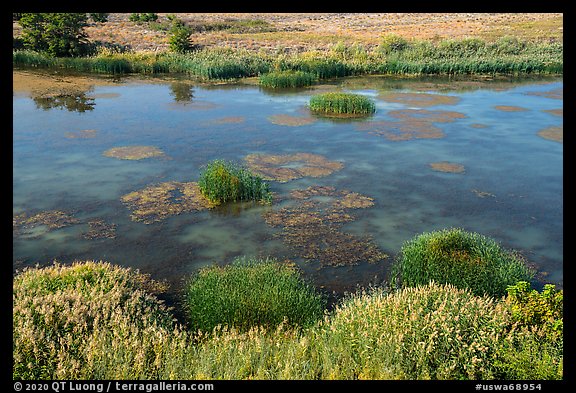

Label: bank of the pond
[13,257,563,380]
[12,35,563,80]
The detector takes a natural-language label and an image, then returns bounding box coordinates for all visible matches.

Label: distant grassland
[13,35,563,80]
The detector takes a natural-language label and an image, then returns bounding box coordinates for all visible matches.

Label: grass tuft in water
[309,92,376,117]
[184,257,326,333]
[197,159,272,205]
[391,227,535,298]
[259,70,317,88]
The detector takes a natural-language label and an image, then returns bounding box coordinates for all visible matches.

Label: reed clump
[197,159,272,205]
[391,227,535,297]
[309,92,376,117]
[184,257,326,333]
[259,70,317,88]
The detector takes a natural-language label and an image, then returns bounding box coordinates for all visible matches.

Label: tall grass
[391,228,535,298]
[13,36,563,78]
[13,261,174,380]
[259,70,317,88]
[184,257,326,333]
[197,159,272,205]
[309,92,376,117]
[13,262,563,380]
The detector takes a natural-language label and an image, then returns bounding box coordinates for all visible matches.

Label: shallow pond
[13,71,563,297]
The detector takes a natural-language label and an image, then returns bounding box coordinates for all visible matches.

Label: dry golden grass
[14,13,562,54]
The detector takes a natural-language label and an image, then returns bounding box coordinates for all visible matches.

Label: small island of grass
[309,92,376,118]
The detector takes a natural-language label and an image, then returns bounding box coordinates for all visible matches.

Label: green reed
[259,70,317,88]
[197,159,272,205]
[391,227,535,298]
[13,35,563,78]
[184,257,326,333]
[13,259,562,380]
[309,92,376,116]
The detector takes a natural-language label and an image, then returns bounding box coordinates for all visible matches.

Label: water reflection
[33,92,95,112]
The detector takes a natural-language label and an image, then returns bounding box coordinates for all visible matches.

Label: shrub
[505,281,563,341]
[197,159,272,205]
[319,282,510,379]
[309,92,376,117]
[259,70,317,88]
[129,13,158,23]
[392,228,535,298]
[18,13,90,57]
[184,257,326,333]
[169,24,193,53]
[13,261,174,379]
[378,33,410,54]
[89,13,109,23]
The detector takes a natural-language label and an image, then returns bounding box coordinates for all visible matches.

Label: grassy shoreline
[12,35,563,81]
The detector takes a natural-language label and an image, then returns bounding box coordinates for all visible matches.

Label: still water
[13,71,563,296]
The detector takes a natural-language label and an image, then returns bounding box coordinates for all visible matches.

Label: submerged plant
[103,145,166,160]
[184,257,326,333]
[197,159,272,205]
[244,153,343,182]
[309,92,375,117]
[392,228,535,298]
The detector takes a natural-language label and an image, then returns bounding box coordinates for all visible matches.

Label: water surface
[13,72,563,295]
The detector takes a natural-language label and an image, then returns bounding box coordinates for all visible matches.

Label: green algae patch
[244,153,343,182]
[121,181,217,224]
[13,210,80,238]
[263,185,387,267]
[537,126,563,143]
[65,129,98,139]
[494,105,529,112]
[378,92,460,107]
[429,162,465,174]
[103,146,166,160]
[267,114,316,126]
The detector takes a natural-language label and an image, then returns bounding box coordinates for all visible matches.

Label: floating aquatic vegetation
[263,186,387,267]
[378,92,460,107]
[429,162,465,174]
[494,105,529,112]
[388,109,467,123]
[356,109,466,142]
[244,153,343,182]
[525,87,563,100]
[470,123,489,129]
[537,126,563,143]
[267,114,316,126]
[542,109,563,117]
[212,116,245,124]
[64,129,98,139]
[82,219,117,240]
[356,120,445,141]
[471,189,496,198]
[121,181,216,224]
[289,186,375,210]
[13,210,79,237]
[103,146,166,160]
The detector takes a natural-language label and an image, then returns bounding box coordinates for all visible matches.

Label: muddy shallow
[13,71,563,296]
